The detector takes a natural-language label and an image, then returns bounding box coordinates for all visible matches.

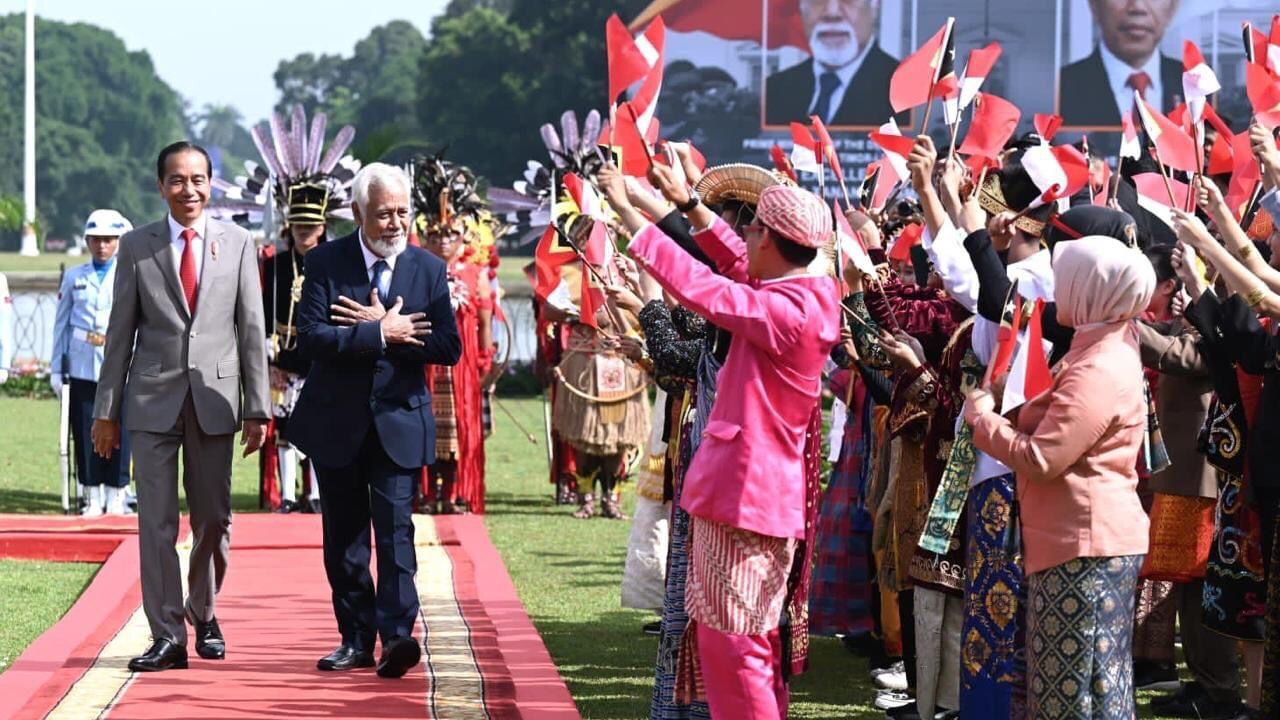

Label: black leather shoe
[128,639,188,672]
[376,636,421,679]
[277,499,299,514]
[192,616,226,660]
[317,645,375,671]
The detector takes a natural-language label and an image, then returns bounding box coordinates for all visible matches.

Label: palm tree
[0,195,24,232]
[198,103,245,151]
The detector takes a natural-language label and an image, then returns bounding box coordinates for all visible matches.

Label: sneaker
[874,689,914,710]
[642,621,661,636]
[1133,660,1180,692]
[871,660,909,691]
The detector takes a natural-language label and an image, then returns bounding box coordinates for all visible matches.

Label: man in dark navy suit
[764,0,899,127]
[289,162,461,679]
[1059,0,1182,126]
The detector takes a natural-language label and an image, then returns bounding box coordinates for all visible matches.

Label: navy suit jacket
[764,44,902,127]
[1059,48,1182,127]
[288,232,461,469]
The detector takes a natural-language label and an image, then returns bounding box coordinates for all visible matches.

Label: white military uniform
[51,209,134,516]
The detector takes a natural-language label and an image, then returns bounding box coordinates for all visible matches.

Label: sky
[0,0,450,124]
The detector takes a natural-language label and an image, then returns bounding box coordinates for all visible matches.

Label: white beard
[368,232,407,258]
[809,21,862,69]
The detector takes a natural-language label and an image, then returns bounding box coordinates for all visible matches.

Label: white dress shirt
[167,213,207,282]
[808,44,870,123]
[1099,42,1164,120]
[358,231,400,296]
[923,220,1055,486]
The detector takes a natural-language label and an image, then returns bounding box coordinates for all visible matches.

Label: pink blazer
[629,218,841,539]
[969,323,1149,575]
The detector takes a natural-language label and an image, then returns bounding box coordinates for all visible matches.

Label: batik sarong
[961,473,1025,719]
[1027,555,1142,720]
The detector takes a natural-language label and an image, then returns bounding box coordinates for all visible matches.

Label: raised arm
[629,223,808,356]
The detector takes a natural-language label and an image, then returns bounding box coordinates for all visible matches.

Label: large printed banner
[638,0,1275,198]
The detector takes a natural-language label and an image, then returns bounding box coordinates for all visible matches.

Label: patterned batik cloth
[808,380,875,637]
[961,473,1026,720]
[1133,577,1176,663]
[650,390,713,719]
[1140,493,1215,583]
[1027,556,1142,720]
[1202,472,1267,641]
[431,364,460,458]
[685,519,798,636]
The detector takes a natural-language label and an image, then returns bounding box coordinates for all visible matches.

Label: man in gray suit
[92,141,270,672]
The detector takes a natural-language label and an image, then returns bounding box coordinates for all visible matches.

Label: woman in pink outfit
[966,236,1156,720]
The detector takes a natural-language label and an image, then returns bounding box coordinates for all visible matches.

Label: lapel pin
[211,239,220,260]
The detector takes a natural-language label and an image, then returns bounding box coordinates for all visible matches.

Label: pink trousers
[696,624,789,719]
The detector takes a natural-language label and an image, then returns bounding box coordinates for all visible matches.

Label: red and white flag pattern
[833,199,876,275]
[790,122,822,175]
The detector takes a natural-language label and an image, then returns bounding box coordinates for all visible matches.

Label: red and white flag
[869,119,912,181]
[1182,40,1221,125]
[958,92,1021,162]
[833,198,876,275]
[1119,114,1142,160]
[1135,91,1198,171]
[791,122,822,175]
[811,115,844,183]
[1246,63,1280,129]
[606,14,652,103]
[627,17,666,139]
[770,143,798,182]
[1270,15,1280,73]
[1134,172,1191,214]
[1033,113,1062,142]
[1003,299,1052,412]
[1019,143,1090,210]
[957,42,1003,112]
[889,18,956,113]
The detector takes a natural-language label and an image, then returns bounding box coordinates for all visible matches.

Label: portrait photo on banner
[1056,0,1273,133]
[760,0,912,130]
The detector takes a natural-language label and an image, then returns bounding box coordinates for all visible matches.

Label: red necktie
[179,227,199,314]
[1126,71,1151,99]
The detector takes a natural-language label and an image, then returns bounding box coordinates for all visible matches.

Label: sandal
[573,493,596,520]
[601,497,627,520]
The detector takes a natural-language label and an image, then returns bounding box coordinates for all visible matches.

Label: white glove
[50,372,64,394]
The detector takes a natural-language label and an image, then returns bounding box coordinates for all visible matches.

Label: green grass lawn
[0,395,1192,717]
[0,251,76,274]
[0,560,99,673]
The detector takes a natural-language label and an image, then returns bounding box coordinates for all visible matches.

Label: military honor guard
[51,209,134,516]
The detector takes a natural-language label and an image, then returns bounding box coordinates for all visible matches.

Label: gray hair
[350,162,411,211]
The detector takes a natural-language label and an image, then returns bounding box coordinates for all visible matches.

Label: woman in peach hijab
[965,236,1156,720]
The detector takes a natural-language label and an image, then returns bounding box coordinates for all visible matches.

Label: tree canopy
[419,0,650,184]
[0,14,184,243]
[273,20,428,163]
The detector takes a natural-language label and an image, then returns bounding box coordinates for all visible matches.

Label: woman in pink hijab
[965,236,1156,720]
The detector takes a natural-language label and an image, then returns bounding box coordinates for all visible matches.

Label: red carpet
[0,513,578,719]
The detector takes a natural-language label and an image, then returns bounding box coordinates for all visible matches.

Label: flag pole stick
[551,223,629,332]
[1151,149,1179,210]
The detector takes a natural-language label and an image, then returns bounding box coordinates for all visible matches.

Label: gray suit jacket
[93,216,270,435]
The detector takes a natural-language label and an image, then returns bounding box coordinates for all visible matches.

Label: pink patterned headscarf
[757,185,831,249]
